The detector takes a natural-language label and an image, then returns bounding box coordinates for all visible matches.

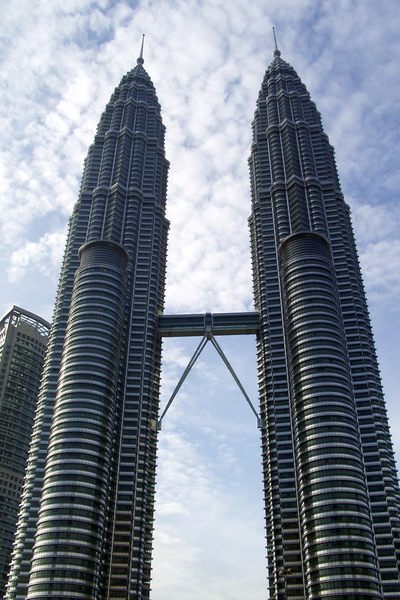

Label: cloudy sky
[1,1,400,598]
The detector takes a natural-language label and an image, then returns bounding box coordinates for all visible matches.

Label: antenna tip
[137,33,145,65]
[272,26,281,57]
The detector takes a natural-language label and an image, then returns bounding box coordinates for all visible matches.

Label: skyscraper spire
[6,54,169,600]
[137,33,145,64]
[249,47,400,599]
[272,26,281,57]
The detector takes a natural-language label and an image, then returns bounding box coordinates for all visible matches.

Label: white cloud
[348,199,400,306]
[8,228,67,283]
[350,199,400,244]
[153,405,265,600]
[3,0,398,315]
[359,239,400,304]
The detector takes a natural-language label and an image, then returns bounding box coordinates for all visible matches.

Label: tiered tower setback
[249,46,400,598]
[6,41,400,600]
[6,51,169,599]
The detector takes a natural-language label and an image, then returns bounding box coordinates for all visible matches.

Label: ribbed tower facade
[5,41,400,600]
[249,48,400,598]
[6,51,169,600]
[0,307,49,598]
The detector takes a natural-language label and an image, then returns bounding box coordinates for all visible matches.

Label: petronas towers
[5,41,400,600]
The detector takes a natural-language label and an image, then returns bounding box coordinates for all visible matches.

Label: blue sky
[0,1,399,598]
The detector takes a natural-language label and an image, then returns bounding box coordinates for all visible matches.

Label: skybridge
[157,311,261,430]
[158,311,260,338]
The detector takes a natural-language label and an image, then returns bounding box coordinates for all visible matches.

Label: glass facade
[249,49,400,598]
[0,307,49,598]
[6,55,169,600]
[5,44,400,600]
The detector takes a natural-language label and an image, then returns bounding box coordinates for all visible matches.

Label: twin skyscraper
[5,41,400,599]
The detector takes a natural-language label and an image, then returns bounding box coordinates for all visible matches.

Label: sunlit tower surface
[249,40,400,598]
[6,42,169,599]
[0,307,49,598]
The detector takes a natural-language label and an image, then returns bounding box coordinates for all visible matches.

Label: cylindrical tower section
[27,240,128,600]
[279,232,382,599]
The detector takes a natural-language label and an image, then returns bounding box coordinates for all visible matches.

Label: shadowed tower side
[0,308,49,598]
[249,41,400,598]
[6,44,169,600]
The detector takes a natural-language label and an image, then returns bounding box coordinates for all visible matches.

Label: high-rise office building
[6,40,400,600]
[6,47,169,600]
[0,307,49,598]
[249,45,400,598]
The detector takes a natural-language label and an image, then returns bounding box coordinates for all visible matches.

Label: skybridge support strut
[157,331,261,430]
[157,335,208,430]
[209,336,261,428]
